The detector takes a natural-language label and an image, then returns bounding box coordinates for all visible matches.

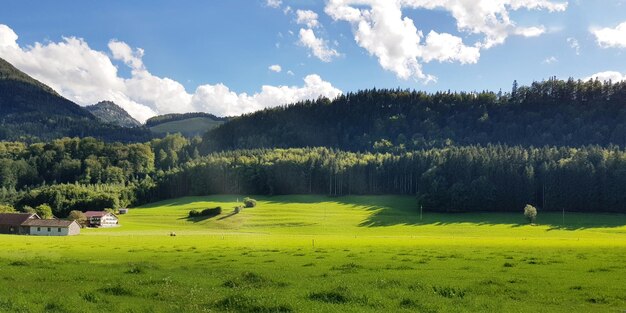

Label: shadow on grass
[150,194,626,230]
[356,206,626,230]
[178,215,219,223]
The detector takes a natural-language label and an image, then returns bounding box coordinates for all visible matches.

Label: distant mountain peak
[0,57,151,141]
[86,101,141,128]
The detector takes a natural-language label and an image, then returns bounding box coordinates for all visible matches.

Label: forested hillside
[203,78,626,152]
[0,57,152,142]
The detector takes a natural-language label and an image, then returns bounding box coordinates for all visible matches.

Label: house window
[58,228,61,232]
[47,228,51,232]
[37,227,41,231]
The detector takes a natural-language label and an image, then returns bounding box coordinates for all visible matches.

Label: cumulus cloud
[266,0,282,8]
[298,28,340,62]
[0,24,342,122]
[269,64,282,72]
[192,74,342,117]
[296,10,320,28]
[108,40,144,70]
[324,0,567,81]
[586,71,626,82]
[421,31,480,64]
[591,21,626,48]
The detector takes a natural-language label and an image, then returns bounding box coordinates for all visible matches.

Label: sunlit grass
[1,195,625,312]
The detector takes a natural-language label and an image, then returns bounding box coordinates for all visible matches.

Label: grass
[0,195,625,312]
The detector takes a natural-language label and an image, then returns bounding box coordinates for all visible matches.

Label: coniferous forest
[2,78,626,216]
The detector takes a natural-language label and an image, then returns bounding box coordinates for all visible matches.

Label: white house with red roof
[84,211,119,228]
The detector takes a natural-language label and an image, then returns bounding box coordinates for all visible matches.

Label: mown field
[1,195,625,313]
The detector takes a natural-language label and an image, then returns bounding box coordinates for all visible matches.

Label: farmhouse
[84,211,119,227]
[0,213,80,236]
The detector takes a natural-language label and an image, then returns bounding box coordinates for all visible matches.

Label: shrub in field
[243,197,257,208]
[188,207,222,218]
[68,210,87,227]
[523,204,538,224]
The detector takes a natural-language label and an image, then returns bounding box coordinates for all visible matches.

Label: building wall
[29,226,70,236]
[67,222,80,236]
[0,225,17,234]
[100,214,119,227]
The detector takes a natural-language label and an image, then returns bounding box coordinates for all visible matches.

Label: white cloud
[296,10,320,28]
[108,40,144,70]
[266,0,282,8]
[287,70,295,75]
[586,71,626,82]
[298,28,340,62]
[269,64,282,72]
[191,74,342,117]
[324,0,567,81]
[421,31,480,64]
[591,21,626,48]
[567,37,580,55]
[543,56,558,64]
[0,24,342,122]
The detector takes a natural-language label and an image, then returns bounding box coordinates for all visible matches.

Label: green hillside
[149,116,224,137]
[1,195,624,312]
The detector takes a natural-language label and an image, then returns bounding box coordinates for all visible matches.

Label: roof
[22,219,75,227]
[84,211,117,218]
[0,213,38,226]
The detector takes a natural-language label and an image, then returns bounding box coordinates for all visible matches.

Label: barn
[0,213,39,234]
[84,211,119,227]
[22,219,81,236]
[0,213,80,236]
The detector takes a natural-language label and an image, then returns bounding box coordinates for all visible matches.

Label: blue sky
[1,0,625,120]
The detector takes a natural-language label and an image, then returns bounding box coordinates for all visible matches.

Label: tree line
[157,146,626,214]
[203,78,626,152]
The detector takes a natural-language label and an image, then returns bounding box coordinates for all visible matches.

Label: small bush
[243,197,257,208]
[188,206,222,218]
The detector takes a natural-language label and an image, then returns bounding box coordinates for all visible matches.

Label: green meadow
[1,195,625,312]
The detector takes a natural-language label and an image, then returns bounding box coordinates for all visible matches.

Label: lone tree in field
[68,210,87,228]
[523,204,537,224]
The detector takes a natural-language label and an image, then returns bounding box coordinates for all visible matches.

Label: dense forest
[157,145,626,213]
[1,135,626,215]
[203,78,626,152]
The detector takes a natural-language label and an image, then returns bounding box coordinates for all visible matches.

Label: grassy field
[149,117,224,137]
[1,195,625,312]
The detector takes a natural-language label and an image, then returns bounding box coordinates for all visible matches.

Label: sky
[0,0,625,122]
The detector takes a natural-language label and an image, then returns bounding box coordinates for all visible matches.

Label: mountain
[146,112,227,137]
[0,57,152,142]
[202,79,626,152]
[86,101,141,128]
